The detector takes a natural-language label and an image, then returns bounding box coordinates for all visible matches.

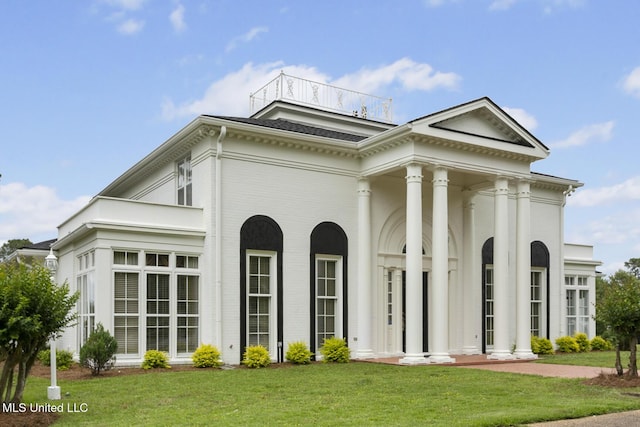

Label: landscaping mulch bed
[585,371,640,388]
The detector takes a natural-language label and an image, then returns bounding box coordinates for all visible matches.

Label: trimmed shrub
[142,350,171,370]
[319,337,350,363]
[531,335,554,355]
[242,345,271,368]
[573,332,591,352]
[192,344,223,368]
[37,348,75,371]
[79,323,118,375]
[590,335,614,351]
[555,335,579,353]
[285,341,313,365]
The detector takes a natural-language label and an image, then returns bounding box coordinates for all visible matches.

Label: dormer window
[177,156,192,206]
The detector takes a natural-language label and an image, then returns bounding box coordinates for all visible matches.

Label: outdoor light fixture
[45,247,61,400]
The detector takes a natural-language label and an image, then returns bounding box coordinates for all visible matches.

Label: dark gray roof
[20,238,57,250]
[207,116,368,142]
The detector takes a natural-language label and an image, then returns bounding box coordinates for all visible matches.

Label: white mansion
[45,73,600,365]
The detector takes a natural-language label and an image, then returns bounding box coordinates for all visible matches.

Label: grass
[536,348,637,367]
[18,360,640,426]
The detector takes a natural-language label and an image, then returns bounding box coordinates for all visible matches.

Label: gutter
[215,126,227,352]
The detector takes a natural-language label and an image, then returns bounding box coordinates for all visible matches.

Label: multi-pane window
[146,253,169,267]
[113,251,200,357]
[177,156,192,206]
[566,275,589,336]
[317,258,339,346]
[77,251,96,348]
[530,271,543,337]
[248,255,272,350]
[177,275,199,353]
[485,267,494,347]
[114,272,139,354]
[146,274,170,352]
[114,251,138,266]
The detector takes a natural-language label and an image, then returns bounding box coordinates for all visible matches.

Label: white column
[488,177,514,360]
[462,191,481,354]
[514,180,536,359]
[429,167,455,363]
[400,163,428,364]
[354,177,374,358]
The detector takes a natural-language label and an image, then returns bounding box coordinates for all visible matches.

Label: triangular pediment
[410,97,549,160]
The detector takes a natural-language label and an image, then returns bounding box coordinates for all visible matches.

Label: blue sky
[1,0,639,274]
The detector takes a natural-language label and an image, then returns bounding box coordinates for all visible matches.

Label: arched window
[310,222,348,357]
[240,215,283,361]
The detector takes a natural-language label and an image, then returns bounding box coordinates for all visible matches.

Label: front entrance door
[402,271,428,353]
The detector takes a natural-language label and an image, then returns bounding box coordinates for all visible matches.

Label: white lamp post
[45,247,61,400]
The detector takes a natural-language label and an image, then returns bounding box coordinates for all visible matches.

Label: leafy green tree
[595,270,640,377]
[0,262,78,403]
[625,258,640,278]
[0,239,32,262]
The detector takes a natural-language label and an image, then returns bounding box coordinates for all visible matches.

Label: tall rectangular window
[530,271,543,337]
[248,255,272,350]
[146,274,170,352]
[566,275,589,336]
[177,275,199,353]
[114,272,139,354]
[316,258,339,347]
[77,251,96,349]
[177,156,192,206]
[485,267,494,347]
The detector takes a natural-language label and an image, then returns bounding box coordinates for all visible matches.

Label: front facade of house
[51,76,600,365]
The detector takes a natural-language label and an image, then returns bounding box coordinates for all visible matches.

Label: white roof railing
[250,71,393,123]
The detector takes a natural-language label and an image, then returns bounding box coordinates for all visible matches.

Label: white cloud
[101,0,147,11]
[117,18,144,35]
[424,0,460,7]
[489,0,518,11]
[622,66,640,98]
[170,3,186,33]
[161,59,461,120]
[549,120,614,149]
[502,107,538,131]
[0,183,91,243]
[226,27,269,52]
[568,176,640,207]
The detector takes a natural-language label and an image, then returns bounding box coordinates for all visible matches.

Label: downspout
[215,126,227,351]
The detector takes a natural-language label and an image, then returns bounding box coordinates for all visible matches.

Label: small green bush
[37,348,75,371]
[590,335,614,351]
[555,335,579,353]
[141,350,171,369]
[79,323,118,375]
[531,335,554,355]
[319,337,350,363]
[192,344,223,368]
[285,341,313,365]
[573,332,591,352]
[242,345,271,368]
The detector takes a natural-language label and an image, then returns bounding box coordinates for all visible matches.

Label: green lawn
[536,348,636,367]
[18,360,640,426]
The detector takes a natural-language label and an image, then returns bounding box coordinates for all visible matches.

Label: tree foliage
[595,269,640,377]
[0,262,78,403]
[0,239,32,262]
[79,323,118,376]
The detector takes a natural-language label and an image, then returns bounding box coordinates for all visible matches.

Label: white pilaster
[462,191,481,354]
[429,167,455,363]
[400,163,428,365]
[354,177,374,359]
[488,177,514,360]
[514,179,537,359]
